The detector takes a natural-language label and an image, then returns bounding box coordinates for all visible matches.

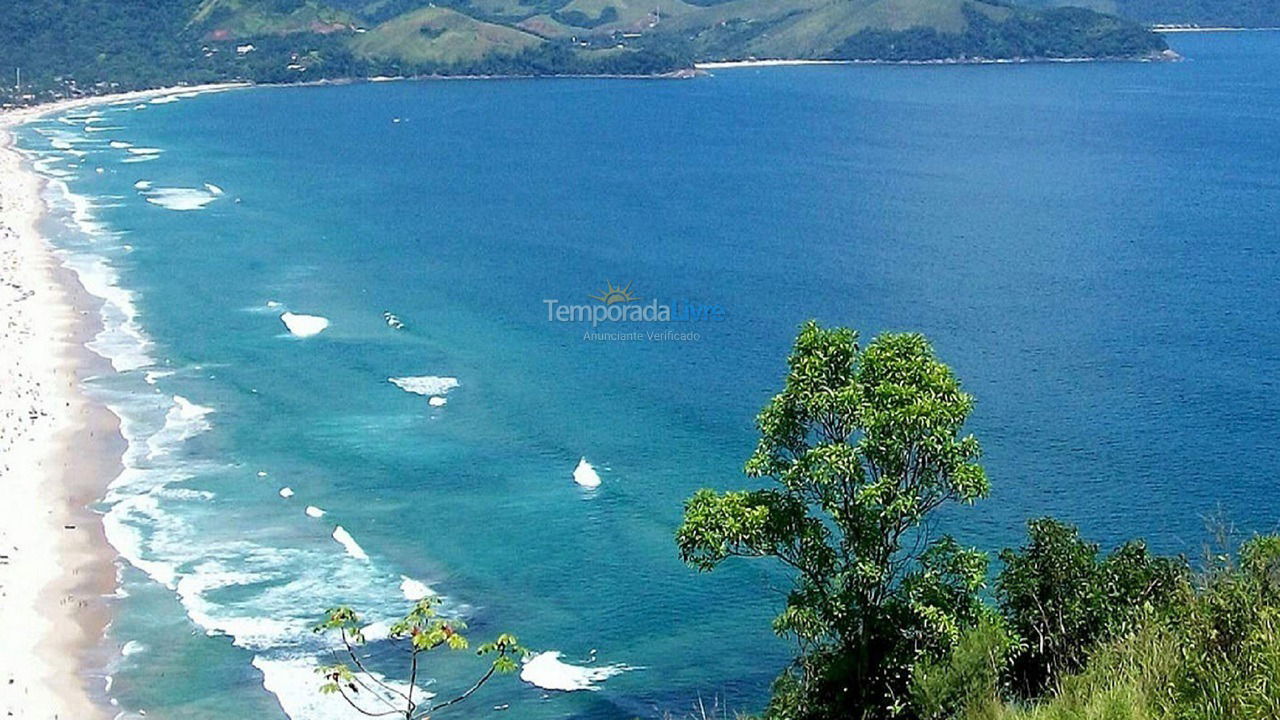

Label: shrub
[996,518,1186,697]
[911,614,1016,720]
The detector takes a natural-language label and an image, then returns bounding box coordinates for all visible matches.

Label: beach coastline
[0,82,243,720]
[0,117,116,720]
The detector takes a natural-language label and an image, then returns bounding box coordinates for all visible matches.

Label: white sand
[0,116,105,720]
[0,82,244,719]
[694,59,853,69]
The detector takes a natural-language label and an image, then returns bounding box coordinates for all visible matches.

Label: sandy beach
[0,83,243,719]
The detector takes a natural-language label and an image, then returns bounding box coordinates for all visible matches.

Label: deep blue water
[18,30,1280,720]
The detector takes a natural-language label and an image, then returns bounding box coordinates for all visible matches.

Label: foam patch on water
[400,576,433,601]
[305,506,325,518]
[126,147,162,156]
[332,526,369,561]
[254,656,428,720]
[176,563,300,646]
[110,140,133,149]
[573,457,601,488]
[142,187,220,211]
[145,397,213,461]
[143,369,173,385]
[159,487,215,501]
[388,376,459,396]
[280,312,330,337]
[120,640,147,657]
[520,651,632,691]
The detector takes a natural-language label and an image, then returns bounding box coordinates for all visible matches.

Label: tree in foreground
[314,597,525,719]
[677,321,990,719]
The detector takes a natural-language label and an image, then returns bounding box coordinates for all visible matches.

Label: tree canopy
[678,321,990,719]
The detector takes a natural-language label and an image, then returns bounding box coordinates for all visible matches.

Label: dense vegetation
[1020,0,1280,27]
[679,321,1280,720]
[835,6,1167,61]
[0,0,1170,105]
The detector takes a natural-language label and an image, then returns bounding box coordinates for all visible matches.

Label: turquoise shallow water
[18,31,1280,719]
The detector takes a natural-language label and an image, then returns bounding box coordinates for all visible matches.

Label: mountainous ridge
[0,0,1181,106]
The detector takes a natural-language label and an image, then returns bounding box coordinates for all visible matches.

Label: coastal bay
[2,30,1279,719]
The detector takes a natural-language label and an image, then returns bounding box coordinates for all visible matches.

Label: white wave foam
[159,488,215,501]
[173,395,214,425]
[150,96,179,105]
[102,493,182,590]
[388,376,459,396]
[110,141,133,149]
[126,147,162,156]
[144,396,213,462]
[25,164,471,719]
[143,187,219,211]
[427,396,447,407]
[120,640,147,657]
[64,254,151,371]
[279,487,294,498]
[254,656,427,720]
[400,576,433,601]
[573,457,601,488]
[204,183,224,196]
[332,526,369,561]
[520,651,631,692]
[280,312,330,338]
[36,179,154,372]
[143,369,173,385]
[176,564,299,646]
[132,180,151,190]
[305,506,325,518]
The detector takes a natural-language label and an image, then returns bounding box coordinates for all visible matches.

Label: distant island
[0,0,1205,105]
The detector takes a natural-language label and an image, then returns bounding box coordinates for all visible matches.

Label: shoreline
[0,42,1195,115]
[1154,26,1280,33]
[695,50,1179,70]
[0,119,116,720]
[0,82,244,720]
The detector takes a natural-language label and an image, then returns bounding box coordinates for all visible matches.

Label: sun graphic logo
[589,281,640,305]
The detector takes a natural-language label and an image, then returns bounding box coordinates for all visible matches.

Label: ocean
[17,31,1280,720]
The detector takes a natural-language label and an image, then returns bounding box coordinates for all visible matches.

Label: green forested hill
[1019,0,1280,27]
[0,0,1171,105]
